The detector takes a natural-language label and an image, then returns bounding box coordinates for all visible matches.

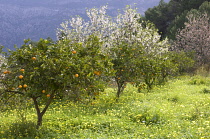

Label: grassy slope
[0,75,210,139]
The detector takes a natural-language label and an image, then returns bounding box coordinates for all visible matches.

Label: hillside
[0,0,169,50]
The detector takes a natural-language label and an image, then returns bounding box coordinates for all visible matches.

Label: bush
[4,120,37,138]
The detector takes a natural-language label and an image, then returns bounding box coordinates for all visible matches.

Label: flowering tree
[57,6,171,98]
[174,13,210,65]
[57,6,168,52]
[57,5,114,45]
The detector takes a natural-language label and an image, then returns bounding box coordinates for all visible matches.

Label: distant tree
[198,1,210,15]
[167,1,210,40]
[145,0,210,39]
[166,10,189,40]
[173,13,210,65]
[145,0,170,38]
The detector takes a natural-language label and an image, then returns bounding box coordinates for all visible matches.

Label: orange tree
[110,41,144,98]
[1,35,113,128]
[108,20,170,98]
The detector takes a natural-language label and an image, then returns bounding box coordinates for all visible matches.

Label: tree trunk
[32,95,53,129]
[37,113,43,129]
[116,79,125,101]
[116,85,122,98]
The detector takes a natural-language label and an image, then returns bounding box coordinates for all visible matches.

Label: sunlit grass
[1,75,210,138]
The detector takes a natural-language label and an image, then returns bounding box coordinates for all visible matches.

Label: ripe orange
[3,71,10,74]
[72,50,77,54]
[42,90,46,93]
[23,84,27,88]
[31,57,36,60]
[3,71,8,74]
[74,74,79,77]
[11,87,15,90]
[19,75,24,79]
[94,71,101,76]
[20,69,25,72]
[46,94,50,97]
[18,85,23,88]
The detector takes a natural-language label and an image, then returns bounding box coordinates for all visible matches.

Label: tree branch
[32,97,41,116]
[5,90,24,95]
[41,94,54,115]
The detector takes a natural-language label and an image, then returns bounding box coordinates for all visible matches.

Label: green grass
[1,75,210,139]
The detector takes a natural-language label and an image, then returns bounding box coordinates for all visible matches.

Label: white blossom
[57,5,168,55]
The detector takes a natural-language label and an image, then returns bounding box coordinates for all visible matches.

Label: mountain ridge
[0,0,169,50]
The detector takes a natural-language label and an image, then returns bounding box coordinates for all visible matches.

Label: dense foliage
[145,0,210,39]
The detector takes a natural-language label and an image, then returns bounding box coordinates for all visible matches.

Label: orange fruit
[94,71,101,76]
[31,57,36,60]
[94,92,99,95]
[19,75,24,79]
[23,84,27,88]
[42,90,46,93]
[3,71,10,74]
[18,85,23,88]
[3,71,8,74]
[46,94,50,97]
[74,74,79,77]
[72,50,77,54]
[20,69,25,72]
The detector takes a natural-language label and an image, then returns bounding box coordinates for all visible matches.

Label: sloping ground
[0,75,209,138]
